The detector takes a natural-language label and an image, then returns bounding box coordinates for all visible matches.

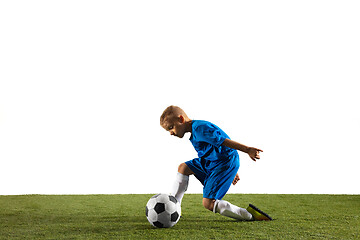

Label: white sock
[213,200,253,221]
[171,172,189,206]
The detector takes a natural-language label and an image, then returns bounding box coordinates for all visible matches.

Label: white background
[1,1,359,195]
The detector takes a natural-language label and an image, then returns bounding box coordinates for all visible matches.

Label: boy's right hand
[232,173,240,185]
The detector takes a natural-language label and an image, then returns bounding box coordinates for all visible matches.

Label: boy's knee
[203,198,215,211]
[178,163,194,176]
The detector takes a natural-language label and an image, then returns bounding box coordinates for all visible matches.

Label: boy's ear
[179,115,185,123]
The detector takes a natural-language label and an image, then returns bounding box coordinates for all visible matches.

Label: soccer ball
[145,193,181,228]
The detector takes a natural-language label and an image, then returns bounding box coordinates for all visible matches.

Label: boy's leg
[212,199,253,221]
[172,158,207,205]
[178,162,194,176]
[202,198,216,211]
[201,156,254,221]
[204,198,272,221]
[171,163,193,205]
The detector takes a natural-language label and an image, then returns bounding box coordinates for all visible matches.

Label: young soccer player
[160,105,272,221]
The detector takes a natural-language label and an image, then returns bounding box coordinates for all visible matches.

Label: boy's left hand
[232,173,240,185]
[248,147,263,161]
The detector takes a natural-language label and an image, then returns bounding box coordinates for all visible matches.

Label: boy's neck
[184,119,193,133]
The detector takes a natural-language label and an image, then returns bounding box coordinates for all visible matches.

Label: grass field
[0,194,359,239]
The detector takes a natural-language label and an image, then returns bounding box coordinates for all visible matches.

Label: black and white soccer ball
[145,193,181,228]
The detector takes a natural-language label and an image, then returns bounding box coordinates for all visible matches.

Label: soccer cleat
[246,204,273,221]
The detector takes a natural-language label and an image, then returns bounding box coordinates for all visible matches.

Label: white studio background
[0,1,359,195]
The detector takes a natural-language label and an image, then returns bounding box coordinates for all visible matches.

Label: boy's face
[162,115,187,138]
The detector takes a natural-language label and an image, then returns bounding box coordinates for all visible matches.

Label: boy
[160,105,272,221]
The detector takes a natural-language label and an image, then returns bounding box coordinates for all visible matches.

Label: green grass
[0,194,359,239]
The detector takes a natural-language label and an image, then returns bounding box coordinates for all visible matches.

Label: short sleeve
[195,124,227,148]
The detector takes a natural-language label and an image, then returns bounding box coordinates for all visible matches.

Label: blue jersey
[186,120,240,199]
[189,120,238,162]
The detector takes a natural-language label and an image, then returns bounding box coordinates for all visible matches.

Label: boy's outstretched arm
[222,138,263,162]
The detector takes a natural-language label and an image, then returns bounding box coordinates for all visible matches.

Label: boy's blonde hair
[160,105,188,126]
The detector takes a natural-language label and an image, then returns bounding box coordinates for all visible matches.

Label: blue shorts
[185,155,239,200]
